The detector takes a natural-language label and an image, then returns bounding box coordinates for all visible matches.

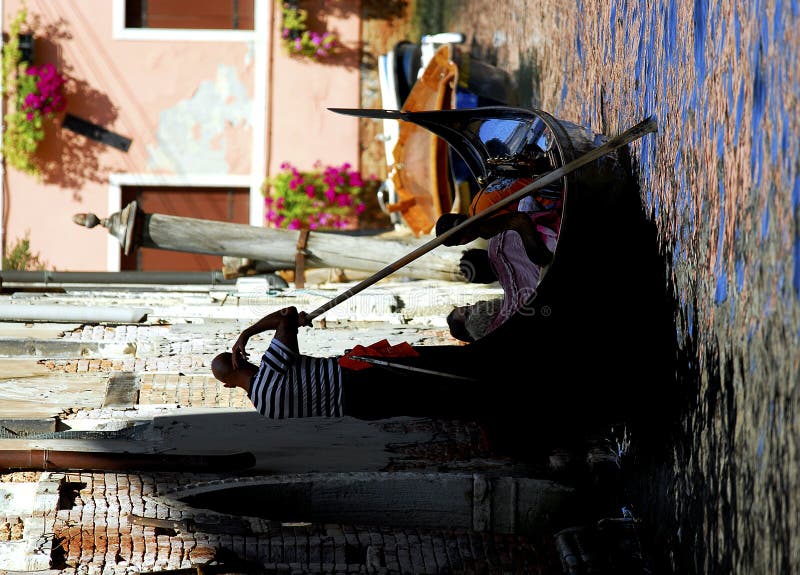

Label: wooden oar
[302,115,658,324]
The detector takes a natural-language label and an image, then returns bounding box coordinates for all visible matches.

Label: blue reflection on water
[664,0,677,60]
[774,0,785,39]
[736,258,744,293]
[751,54,765,189]
[694,0,707,78]
[715,176,728,305]
[716,264,728,305]
[609,4,616,48]
[734,79,744,146]
[794,175,800,298]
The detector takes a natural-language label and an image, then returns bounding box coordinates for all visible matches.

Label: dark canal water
[422,0,800,573]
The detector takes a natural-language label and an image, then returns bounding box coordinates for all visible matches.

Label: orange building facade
[0,0,362,271]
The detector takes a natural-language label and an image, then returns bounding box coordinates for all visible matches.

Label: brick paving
[138,374,251,409]
[40,472,560,575]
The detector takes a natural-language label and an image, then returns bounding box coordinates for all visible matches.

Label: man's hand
[229,306,305,368]
[231,334,250,369]
[298,311,311,327]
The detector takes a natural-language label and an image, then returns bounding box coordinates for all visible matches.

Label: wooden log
[141,213,469,281]
[72,204,471,282]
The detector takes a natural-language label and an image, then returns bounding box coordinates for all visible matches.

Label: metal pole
[303,115,658,324]
[0,270,234,285]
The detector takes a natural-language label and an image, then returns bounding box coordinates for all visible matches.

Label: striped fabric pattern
[248,339,344,418]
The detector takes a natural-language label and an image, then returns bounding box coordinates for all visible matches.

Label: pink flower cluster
[279,4,338,61]
[265,161,368,231]
[21,63,66,120]
[306,30,337,58]
[265,195,287,228]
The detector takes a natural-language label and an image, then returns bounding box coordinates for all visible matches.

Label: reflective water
[434,0,799,572]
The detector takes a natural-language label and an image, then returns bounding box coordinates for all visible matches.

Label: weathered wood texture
[141,214,470,281]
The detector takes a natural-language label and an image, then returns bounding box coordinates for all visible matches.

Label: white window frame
[112,0,258,42]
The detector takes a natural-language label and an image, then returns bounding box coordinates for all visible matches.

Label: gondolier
[211,306,481,421]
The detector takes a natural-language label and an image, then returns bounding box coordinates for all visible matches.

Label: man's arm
[232,306,302,369]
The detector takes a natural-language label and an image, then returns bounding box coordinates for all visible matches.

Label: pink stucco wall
[268,1,362,174]
[1,0,361,271]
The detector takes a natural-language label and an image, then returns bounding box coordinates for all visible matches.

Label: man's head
[447,305,476,343]
[211,352,253,390]
[447,298,503,343]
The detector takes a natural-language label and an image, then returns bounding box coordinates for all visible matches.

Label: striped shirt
[248,339,344,418]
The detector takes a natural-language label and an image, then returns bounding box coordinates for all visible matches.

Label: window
[113,0,258,42]
[125,0,254,30]
[120,185,251,272]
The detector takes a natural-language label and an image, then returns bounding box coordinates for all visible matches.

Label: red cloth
[338,339,420,371]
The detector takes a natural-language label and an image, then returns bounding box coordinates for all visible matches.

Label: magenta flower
[349,172,363,187]
[20,63,67,119]
[265,161,373,230]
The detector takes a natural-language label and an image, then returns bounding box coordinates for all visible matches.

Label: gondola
[331,104,669,450]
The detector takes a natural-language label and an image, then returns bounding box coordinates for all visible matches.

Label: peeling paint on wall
[147,65,252,173]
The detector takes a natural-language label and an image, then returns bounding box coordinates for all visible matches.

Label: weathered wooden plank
[102,372,139,408]
[142,213,471,281]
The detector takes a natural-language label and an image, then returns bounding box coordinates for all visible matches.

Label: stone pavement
[0,274,586,574]
[0,274,510,474]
